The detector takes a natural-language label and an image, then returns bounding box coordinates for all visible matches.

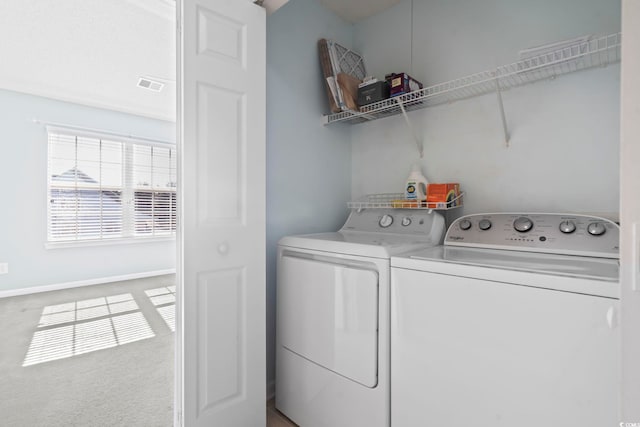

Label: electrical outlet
[0,263,7,275]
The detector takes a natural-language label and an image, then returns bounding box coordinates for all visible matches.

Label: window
[47,128,176,243]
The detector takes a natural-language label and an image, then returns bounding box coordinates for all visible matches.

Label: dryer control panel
[446,213,619,258]
[341,208,445,237]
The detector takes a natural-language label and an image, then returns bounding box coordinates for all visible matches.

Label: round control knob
[401,217,412,227]
[459,219,472,230]
[513,216,533,233]
[379,214,394,228]
[559,220,577,234]
[587,222,606,236]
[478,219,492,231]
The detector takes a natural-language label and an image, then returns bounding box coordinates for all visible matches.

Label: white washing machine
[391,213,620,427]
[275,208,445,427]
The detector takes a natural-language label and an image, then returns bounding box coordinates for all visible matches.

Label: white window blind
[130,144,177,237]
[47,129,176,243]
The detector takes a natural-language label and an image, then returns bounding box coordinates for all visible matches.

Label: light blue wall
[266,0,353,388]
[0,89,176,293]
[351,0,621,217]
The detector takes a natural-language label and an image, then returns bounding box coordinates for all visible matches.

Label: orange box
[426,183,461,209]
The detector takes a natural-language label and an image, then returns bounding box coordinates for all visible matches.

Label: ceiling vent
[137,77,165,92]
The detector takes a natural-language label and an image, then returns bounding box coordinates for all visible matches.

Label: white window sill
[45,235,176,250]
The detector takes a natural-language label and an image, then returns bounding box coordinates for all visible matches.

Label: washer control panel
[446,213,619,258]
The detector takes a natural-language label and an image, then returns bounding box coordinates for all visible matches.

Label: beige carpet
[0,275,175,427]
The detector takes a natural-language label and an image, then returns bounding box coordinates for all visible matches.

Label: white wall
[0,89,176,293]
[266,0,353,391]
[351,0,621,217]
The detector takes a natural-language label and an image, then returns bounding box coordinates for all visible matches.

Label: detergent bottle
[405,163,429,201]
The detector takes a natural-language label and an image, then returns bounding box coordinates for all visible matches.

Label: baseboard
[267,379,276,401]
[0,269,176,299]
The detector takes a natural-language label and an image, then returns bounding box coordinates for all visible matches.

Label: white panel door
[178,0,266,425]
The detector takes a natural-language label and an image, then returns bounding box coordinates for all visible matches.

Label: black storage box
[357,81,390,107]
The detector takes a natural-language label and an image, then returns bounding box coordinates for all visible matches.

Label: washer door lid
[279,254,379,387]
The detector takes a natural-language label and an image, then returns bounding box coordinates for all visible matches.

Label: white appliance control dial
[559,220,577,234]
[478,219,492,231]
[587,222,606,236]
[513,217,533,232]
[459,219,472,230]
[379,214,394,228]
[401,217,412,227]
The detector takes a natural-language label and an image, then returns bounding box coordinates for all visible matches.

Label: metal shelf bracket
[396,98,424,158]
[494,77,510,147]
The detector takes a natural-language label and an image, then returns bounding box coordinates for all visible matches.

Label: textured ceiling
[0,0,176,121]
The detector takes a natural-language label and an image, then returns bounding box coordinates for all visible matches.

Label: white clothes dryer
[275,208,445,427]
[390,213,620,427]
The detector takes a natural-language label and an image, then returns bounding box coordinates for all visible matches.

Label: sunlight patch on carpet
[145,287,176,332]
[39,294,140,327]
[23,295,155,366]
[156,305,175,332]
[145,287,175,306]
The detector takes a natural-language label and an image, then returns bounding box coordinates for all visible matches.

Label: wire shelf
[347,192,464,211]
[324,33,621,125]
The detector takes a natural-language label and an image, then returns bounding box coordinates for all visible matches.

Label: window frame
[46,125,177,247]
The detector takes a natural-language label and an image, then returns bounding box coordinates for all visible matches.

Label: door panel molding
[178,0,265,425]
